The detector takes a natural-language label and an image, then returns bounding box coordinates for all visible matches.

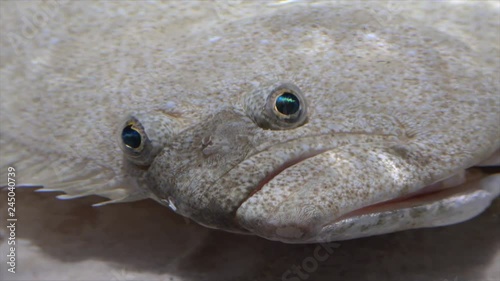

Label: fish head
[112,6,499,242]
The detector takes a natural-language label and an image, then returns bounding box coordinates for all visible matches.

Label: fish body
[1,1,499,243]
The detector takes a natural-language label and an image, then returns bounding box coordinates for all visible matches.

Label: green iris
[122,125,141,149]
[275,92,300,115]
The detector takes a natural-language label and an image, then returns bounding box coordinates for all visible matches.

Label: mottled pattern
[0,1,499,244]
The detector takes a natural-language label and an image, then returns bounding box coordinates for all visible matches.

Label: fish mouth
[243,148,331,200]
[235,144,500,243]
[333,167,498,222]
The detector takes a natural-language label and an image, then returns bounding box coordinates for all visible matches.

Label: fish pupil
[122,125,141,149]
[276,92,300,115]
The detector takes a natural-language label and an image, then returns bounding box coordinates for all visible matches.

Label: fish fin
[0,137,149,205]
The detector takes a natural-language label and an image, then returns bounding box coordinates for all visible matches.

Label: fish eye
[117,111,181,166]
[266,83,307,127]
[117,116,155,166]
[122,124,142,149]
[275,92,300,115]
[272,87,304,122]
[244,82,308,130]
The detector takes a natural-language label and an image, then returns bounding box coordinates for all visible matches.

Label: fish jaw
[147,106,499,243]
[235,145,500,243]
[315,173,500,242]
[145,106,404,233]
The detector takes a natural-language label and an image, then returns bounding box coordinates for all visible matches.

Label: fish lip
[237,148,331,207]
[327,167,492,224]
[227,133,399,214]
[228,147,332,231]
[235,145,499,242]
[229,134,403,236]
[252,168,497,243]
[188,132,396,229]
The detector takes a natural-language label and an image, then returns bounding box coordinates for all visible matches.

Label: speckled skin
[0,2,498,243]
